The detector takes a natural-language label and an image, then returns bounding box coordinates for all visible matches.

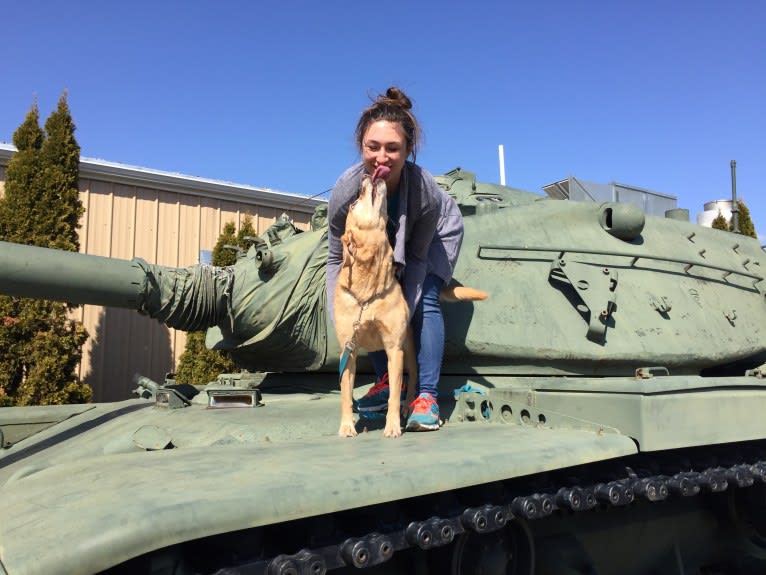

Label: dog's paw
[338,422,358,437]
[383,421,402,438]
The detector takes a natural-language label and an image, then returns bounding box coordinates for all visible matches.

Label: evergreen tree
[0,93,90,406]
[734,200,757,239]
[41,91,84,251]
[0,102,44,243]
[711,211,729,232]
[211,221,240,267]
[175,216,257,386]
[709,201,758,239]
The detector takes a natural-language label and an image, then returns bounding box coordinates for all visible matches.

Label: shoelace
[367,379,388,394]
[410,395,434,413]
[367,373,409,396]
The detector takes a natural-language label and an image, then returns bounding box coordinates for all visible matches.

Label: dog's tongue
[372,165,390,182]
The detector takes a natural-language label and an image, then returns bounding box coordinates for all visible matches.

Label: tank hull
[3,372,766,574]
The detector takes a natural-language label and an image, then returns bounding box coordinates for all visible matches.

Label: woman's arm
[400,172,440,320]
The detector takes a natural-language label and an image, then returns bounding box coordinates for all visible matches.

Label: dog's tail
[440,285,489,302]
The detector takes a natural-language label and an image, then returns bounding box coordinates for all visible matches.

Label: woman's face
[362,120,410,193]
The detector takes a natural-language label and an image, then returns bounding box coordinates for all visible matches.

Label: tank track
[210,441,766,575]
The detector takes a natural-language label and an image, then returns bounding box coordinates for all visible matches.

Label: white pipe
[498,144,506,186]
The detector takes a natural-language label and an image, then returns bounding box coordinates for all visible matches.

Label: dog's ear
[341,230,355,267]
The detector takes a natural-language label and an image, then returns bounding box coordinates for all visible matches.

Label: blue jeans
[369,274,444,400]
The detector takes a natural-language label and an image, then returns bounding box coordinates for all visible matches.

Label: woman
[326,87,464,431]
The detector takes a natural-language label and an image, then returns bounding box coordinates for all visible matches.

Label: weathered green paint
[3,371,766,573]
[2,170,764,378]
[0,379,637,575]
[452,374,766,451]
[0,404,94,446]
[2,168,766,573]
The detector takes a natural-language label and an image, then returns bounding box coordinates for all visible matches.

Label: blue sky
[3,1,764,239]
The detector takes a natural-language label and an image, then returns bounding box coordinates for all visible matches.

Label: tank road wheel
[447,520,534,575]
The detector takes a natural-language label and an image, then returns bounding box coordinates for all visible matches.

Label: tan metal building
[0,144,323,401]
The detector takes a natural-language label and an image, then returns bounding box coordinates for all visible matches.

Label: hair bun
[381,87,412,110]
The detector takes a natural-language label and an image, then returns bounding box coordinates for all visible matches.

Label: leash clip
[352,302,369,333]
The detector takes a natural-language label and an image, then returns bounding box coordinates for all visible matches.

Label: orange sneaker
[406,393,442,431]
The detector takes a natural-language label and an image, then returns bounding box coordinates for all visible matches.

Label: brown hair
[355,87,422,161]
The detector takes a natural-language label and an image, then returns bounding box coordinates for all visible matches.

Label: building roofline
[608,180,676,201]
[542,175,677,201]
[0,143,324,214]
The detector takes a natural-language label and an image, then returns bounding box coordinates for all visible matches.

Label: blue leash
[338,340,355,378]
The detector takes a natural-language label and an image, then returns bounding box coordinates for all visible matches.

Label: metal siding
[84,179,115,256]
[257,206,279,233]
[178,201,201,266]
[218,200,242,235]
[199,196,221,258]
[111,183,137,259]
[156,190,180,267]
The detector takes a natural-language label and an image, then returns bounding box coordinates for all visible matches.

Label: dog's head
[347,167,390,232]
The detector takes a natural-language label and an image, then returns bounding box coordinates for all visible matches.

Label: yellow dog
[334,167,488,438]
[334,168,414,438]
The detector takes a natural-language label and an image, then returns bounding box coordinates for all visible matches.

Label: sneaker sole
[406,419,442,431]
[355,395,408,413]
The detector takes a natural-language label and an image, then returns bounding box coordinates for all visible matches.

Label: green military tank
[2,168,766,575]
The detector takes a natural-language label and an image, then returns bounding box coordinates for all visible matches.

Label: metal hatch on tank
[1,168,766,575]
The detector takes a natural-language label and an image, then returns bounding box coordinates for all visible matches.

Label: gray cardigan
[326,162,464,321]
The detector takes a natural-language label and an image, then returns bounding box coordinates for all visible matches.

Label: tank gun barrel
[0,240,148,309]
[0,240,229,332]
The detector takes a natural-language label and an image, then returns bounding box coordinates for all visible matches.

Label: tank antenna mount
[731,160,739,234]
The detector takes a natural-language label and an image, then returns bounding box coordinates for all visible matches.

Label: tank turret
[3,168,764,377]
